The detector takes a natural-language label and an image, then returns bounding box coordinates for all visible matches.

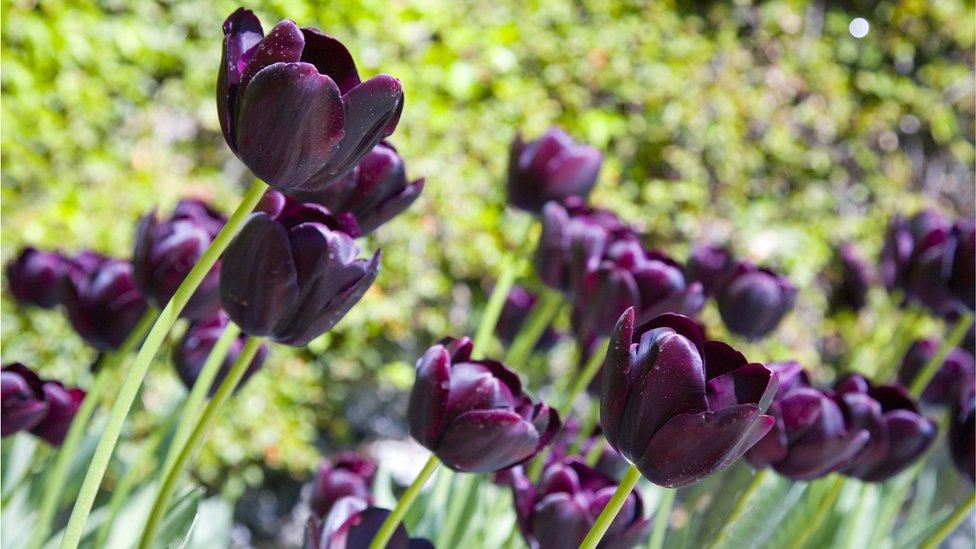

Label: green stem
[504,289,564,368]
[909,313,974,398]
[919,492,976,549]
[648,487,676,549]
[59,179,267,549]
[707,469,770,549]
[30,309,155,549]
[136,335,263,549]
[580,464,642,549]
[161,322,240,472]
[369,455,440,549]
[793,476,845,549]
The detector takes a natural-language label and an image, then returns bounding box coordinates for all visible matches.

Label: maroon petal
[858,412,936,482]
[217,8,264,149]
[408,345,451,448]
[773,430,870,480]
[601,308,636,452]
[530,493,590,549]
[436,409,541,472]
[300,28,361,94]
[701,340,749,380]
[633,313,705,357]
[30,384,85,446]
[239,20,305,93]
[706,363,778,411]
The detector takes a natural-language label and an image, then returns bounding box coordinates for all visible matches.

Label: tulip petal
[858,412,936,482]
[358,178,425,235]
[436,409,540,472]
[300,28,361,94]
[239,20,305,92]
[773,429,870,480]
[345,507,411,549]
[701,340,749,380]
[408,345,451,448]
[601,308,636,452]
[706,363,778,412]
[217,8,264,149]
[530,493,590,549]
[633,313,705,357]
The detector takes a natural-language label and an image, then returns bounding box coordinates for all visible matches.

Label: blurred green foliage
[2,0,974,497]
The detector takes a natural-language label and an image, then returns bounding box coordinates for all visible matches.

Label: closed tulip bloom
[62,258,150,351]
[745,362,869,480]
[173,313,268,396]
[5,248,72,309]
[907,217,975,316]
[897,339,975,405]
[1,363,50,436]
[407,336,560,472]
[511,458,650,549]
[311,452,377,518]
[685,244,737,298]
[835,375,937,482]
[133,200,226,320]
[717,262,795,340]
[288,142,424,235]
[30,381,85,446]
[949,219,975,307]
[948,387,975,483]
[495,285,561,351]
[218,9,404,193]
[220,191,379,346]
[828,243,876,313]
[602,310,778,488]
[507,127,603,214]
[879,211,950,294]
[305,496,432,549]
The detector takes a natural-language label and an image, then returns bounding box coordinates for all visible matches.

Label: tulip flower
[133,200,226,320]
[495,285,560,351]
[716,262,795,340]
[948,387,975,483]
[828,243,876,313]
[311,452,377,518]
[510,458,650,549]
[407,336,560,472]
[897,339,975,406]
[1,363,50,436]
[685,244,737,298]
[507,127,603,214]
[288,142,424,235]
[305,496,432,549]
[220,191,379,346]
[745,362,869,480]
[907,217,975,317]
[30,381,85,446]
[172,313,268,396]
[5,248,72,309]
[218,8,404,193]
[62,258,150,351]
[834,375,937,482]
[602,310,778,488]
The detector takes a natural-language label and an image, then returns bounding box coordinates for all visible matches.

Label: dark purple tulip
[510,458,650,549]
[218,9,404,193]
[1,363,50,436]
[133,200,226,320]
[602,310,778,488]
[949,219,975,307]
[288,142,424,235]
[745,362,869,480]
[311,452,377,518]
[220,191,379,346]
[829,243,876,313]
[879,212,950,293]
[495,285,561,351]
[62,258,150,351]
[897,339,975,406]
[948,387,975,483]
[717,262,795,340]
[835,375,937,482]
[407,336,561,472]
[907,218,975,317]
[507,127,603,214]
[172,313,268,396]
[685,245,737,298]
[29,381,85,446]
[305,496,432,549]
[5,248,72,309]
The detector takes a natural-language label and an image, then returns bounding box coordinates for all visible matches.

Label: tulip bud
[907,217,975,317]
[220,191,379,346]
[218,9,404,193]
[289,142,424,235]
[5,248,72,309]
[133,200,226,320]
[173,313,268,396]
[602,310,778,488]
[304,496,432,549]
[507,127,602,214]
[510,459,650,549]
[495,285,560,352]
[949,387,975,483]
[716,262,795,340]
[1,363,50,436]
[29,381,85,446]
[407,337,561,472]
[62,258,150,351]
[835,375,937,482]
[745,362,869,480]
[311,452,377,518]
[828,243,876,313]
[685,244,737,298]
[897,339,975,406]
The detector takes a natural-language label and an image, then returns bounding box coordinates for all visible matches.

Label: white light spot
[849,18,870,38]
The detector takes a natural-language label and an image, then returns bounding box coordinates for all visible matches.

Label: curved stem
[136,335,263,549]
[793,476,845,549]
[30,309,155,549]
[707,469,770,549]
[504,289,564,368]
[648,487,676,549]
[59,179,267,549]
[919,492,975,549]
[580,464,642,549]
[368,455,440,549]
[909,313,974,398]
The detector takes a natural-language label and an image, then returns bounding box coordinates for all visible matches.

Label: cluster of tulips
[1,6,974,549]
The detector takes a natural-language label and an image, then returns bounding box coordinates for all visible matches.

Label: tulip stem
[29,309,155,549]
[59,179,267,549]
[909,313,974,398]
[369,454,440,549]
[579,464,642,549]
[137,335,264,549]
[706,469,770,549]
[647,487,676,549]
[792,475,845,549]
[919,491,976,549]
[504,289,564,368]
